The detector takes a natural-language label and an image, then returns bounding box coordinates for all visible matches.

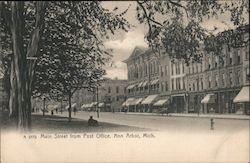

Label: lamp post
[43,96,46,116]
[96,83,99,118]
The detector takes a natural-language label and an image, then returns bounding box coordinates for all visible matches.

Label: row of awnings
[122,95,169,107]
[127,80,159,90]
[122,86,249,107]
[201,86,250,104]
[81,102,105,109]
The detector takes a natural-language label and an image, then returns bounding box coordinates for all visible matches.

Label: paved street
[55,111,249,132]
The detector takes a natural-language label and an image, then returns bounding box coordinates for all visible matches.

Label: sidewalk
[118,112,250,120]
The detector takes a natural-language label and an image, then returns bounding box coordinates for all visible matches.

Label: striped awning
[127,84,135,89]
[122,98,136,106]
[141,95,159,105]
[150,79,159,85]
[142,81,148,87]
[134,98,144,105]
[98,102,104,107]
[153,98,169,106]
[138,81,144,87]
[233,86,250,103]
[201,94,216,104]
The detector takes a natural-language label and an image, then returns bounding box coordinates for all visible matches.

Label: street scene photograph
[0,1,249,163]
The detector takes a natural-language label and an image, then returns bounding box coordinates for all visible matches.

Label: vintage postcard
[0,1,249,163]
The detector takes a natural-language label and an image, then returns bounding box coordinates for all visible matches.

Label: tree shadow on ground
[1,112,150,133]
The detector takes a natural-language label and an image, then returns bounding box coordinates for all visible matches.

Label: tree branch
[169,0,189,19]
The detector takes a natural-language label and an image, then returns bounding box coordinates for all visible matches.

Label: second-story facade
[186,26,249,114]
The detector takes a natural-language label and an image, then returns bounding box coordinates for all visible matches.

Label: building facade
[123,46,171,113]
[124,25,249,114]
[186,27,249,114]
[74,78,127,112]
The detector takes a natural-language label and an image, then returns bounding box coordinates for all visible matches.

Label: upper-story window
[236,70,241,85]
[245,67,250,82]
[171,64,174,75]
[208,57,212,69]
[176,63,180,75]
[222,73,225,87]
[116,86,119,94]
[165,81,168,91]
[201,78,203,90]
[236,49,241,64]
[160,66,163,77]
[145,64,148,76]
[215,56,219,68]
[245,46,249,60]
[229,52,233,65]
[182,63,185,74]
[171,79,174,90]
[165,65,168,76]
[229,71,233,86]
[176,78,181,90]
[215,74,218,87]
[208,76,211,88]
[108,86,111,93]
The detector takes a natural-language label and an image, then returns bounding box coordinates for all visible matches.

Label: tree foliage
[0,1,130,127]
[136,0,249,63]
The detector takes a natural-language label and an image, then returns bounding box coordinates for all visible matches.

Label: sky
[100,1,247,80]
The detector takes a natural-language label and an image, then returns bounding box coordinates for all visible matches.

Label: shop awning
[127,84,135,90]
[142,81,148,87]
[233,86,250,103]
[201,94,216,104]
[153,98,169,106]
[135,98,144,105]
[90,102,97,107]
[150,79,159,85]
[138,81,144,87]
[98,102,104,107]
[72,103,77,108]
[122,98,136,106]
[130,98,144,106]
[141,95,159,105]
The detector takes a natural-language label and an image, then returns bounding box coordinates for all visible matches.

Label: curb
[117,112,250,120]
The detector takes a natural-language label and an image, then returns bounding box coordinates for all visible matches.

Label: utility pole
[43,97,45,116]
[96,82,99,118]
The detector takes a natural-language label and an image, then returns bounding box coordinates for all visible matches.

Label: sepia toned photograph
[0,1,249,163]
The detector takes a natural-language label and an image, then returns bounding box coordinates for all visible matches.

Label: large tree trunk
[9,59,17,120]
[7,2,47,130]
[10,2,29,130]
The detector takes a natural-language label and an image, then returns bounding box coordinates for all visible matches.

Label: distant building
[74,78,127,112]
[0,76,8,111]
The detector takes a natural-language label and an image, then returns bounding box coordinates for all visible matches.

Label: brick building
[74,78,127,112]
[124,25,249,114]
[123,46,171,113]
[186,26,249,114]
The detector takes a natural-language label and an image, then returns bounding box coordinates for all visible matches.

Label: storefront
[201,94,216,113]
[233,86,250,114]
[171,94,187,113]
[153,97,170,113]
[141,94,159,112]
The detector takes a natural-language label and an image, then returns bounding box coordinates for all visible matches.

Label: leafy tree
[0,1,129,130]
[135,0,249,63]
